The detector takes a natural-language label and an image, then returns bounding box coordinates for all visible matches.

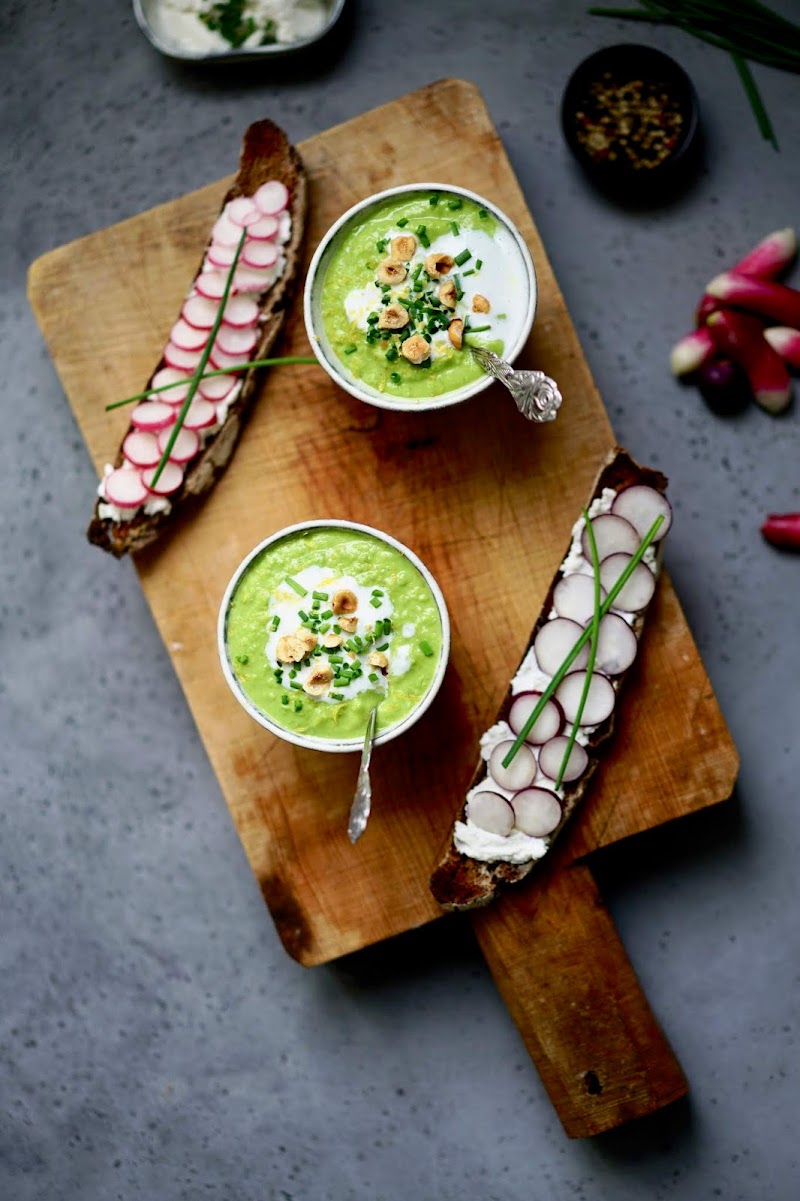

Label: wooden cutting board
[28,79,738,1137]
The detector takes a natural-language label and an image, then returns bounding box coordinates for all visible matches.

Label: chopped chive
[374,619,383,638]
[447,198,462,210]
[297,609,309,622]
[286,577,307,597]
[273,667,282,678]
[390,371,401,383]
[371,589,384,597]
[450,221,460,236]
[413,262,423,280]
[478,208,488,218]
[329,655,343,664]
[370,597,382,608]
[497,312,507,319]
[330,692,344,701]
[281,694,289,705]
[419,640,434,657]
[333,624,341,634]
[320,609,333,620]
[343,344,357,355]
[369,673,379,683]
[475,259,483,269]
[462,269,476,277]
[294,699,303,712]
[290,681,304,691]
[454,248,471,266]
[383,618,392,632]
[429,193,440,205]
[236,654,249,665]
[311,600,320,611]
[333,676,349,687]
[270,615,280,631]
[289,668,298,679]
[396,217,408,228]
[385,346,398,362]
[376,238,388,253]
[319,623,331,634]
[415,225,431,248]
[466,324,491,334]
[312,591,328,601]
[376,642,389,652]
[367,313,379,324]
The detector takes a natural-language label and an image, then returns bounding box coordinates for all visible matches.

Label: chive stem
[105,356,319,410]
[556,511,602,788]
[286,577,307,597]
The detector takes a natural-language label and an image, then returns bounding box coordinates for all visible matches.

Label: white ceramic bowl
[303,182,537,413]
[218,519,451,753]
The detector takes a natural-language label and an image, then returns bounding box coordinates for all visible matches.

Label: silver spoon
[470,345,562,422]
[347,704,379,844]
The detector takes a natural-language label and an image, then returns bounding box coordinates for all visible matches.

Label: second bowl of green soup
[304,183,537,412]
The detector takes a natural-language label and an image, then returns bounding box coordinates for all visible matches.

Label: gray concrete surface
[3,1,799,1198]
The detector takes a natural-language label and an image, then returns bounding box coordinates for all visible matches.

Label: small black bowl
[561,44,701,201]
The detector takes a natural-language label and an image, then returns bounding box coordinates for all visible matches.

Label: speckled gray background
[3,1,799,1198]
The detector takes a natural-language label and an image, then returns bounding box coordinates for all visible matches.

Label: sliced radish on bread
[556,671,616,726]
[511,789,562,838]
[538,736,589,783]
[534,617,589,675]
[466,791,516,837]
[104,467,149,508]
[508,692,564,745]
[611,484,672,541]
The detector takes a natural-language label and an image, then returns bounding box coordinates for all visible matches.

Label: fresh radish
[695,227,797,323]
[207,242,238,270]
[215,324,258,358]
[241,239,279,270]
[508,692,564,745]
[534,617,588,675]
[670,326,715,377]
[210,345,250,373]
[594,613,638,675]
[706,272,800,328]
[466,790,515,837]
[169,318,208,352]
[150,367,191,405]
[181,398,217,430]
[556,671,616,726]
[611,484,673,542]
[696,357,751,415]
[233,265,277,293]
[141,461,184,495]
[164,342,204,372]
[763,326,800,369]
[195,271,231,301]
[707,309,792,414]
[581,513,640,562]
[245,214,279,240]
[553,572,606,624]
[488,741,537,792]
[198,373,236,402]
[130,400,175,432]
[211,212,244,248]
[222,294,259,328]
[253,180,289,216]
[511,789,562,838]
[103,466,149,508]
[761,512,800,550]
[157,425,200,464]
[538,736,589,784]
[225,196,261,227]
[122,429,161,468]
[182,294,219,330]
[599,553,656,613]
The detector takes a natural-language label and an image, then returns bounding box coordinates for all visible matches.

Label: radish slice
[245,214,279,240]
[599,553,656,613]
[150,367,191,405]
[182,294,219,330]
[141,461,184,495]
[594,613,638,675]
[215,324,258,357]
[169,318,208,351]
[206,242,238,270]
[553,573,607,624]
[222,294,259,328]
[511,789,562,838]
[130,401,176,432]
[611,485,672,542]
[488,741,537,792]
[556,671,616,726]
[242,239,279,269]
[538,736,589,784]
[210,345,251,373]
[534,617,588,676]
[104,466,149,508]
[233,265,278,293]
[198,373,236,402]
[158,425,200,464]
[181,398,217,430]
[122,429,161,468]
[212,212,245,248]
[466,790,515,837]
[581,513,640,562]
[253,180,289,216]
[164,342,204,372]
[508,692,564,745]
[225,196,261,227]
[195,271,231,301]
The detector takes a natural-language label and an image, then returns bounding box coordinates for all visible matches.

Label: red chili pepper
[761,513,800,550]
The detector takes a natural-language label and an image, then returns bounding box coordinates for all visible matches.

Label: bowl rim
[303,181,537,413]
[217,518,451,753]
[132,0,346,61]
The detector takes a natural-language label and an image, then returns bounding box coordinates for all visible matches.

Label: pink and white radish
[466,790,516,837]
[130,400,176,433]
[488,741,537,792]
[593,613,638,675]
[670,326,715,377]
[763,326,800,370]
[538,736,589,784]
[209,345,250,373]
[157,425,200,464]
[225,196,261,228]
[141,461,184,496]
[534,617,588,675]
[215,324,258,357]
[207,242,239,270]
[599,553,656,613]
[211,212,245,248]
[164,342,204,372]
[695,227,797,324]
[241,239,279,270]
[245,214,280,240]
[169,318,208,352]
[104,466,149,509]
[122,430,161,468]
[194,271,231,302]
[611,484,672,542]
[581,513,640,561]
[150,368,192,406]
[253,180,289,216]
[233,265,278,293]
[182,294,219,330]
[511,789,562,838]
[198,373,236,402]
[556,671,616,726]
[553,572,607,624]
[706,309,792,414]
[706,272,800,329]
[181,398,217,431]
[508,692,564,745]
[222,294,259,328]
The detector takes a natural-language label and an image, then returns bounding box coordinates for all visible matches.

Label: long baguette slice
[429,447,669,911]
[87,119,307,558]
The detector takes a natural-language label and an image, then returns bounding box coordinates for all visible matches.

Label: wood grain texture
[28,79,738,1135]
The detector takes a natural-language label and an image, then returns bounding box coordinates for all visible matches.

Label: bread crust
[429,446,669,911]
[87,119,307,558]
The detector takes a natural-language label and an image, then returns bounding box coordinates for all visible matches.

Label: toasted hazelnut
[320,632,343,648]
[368,651,389,671]
[424,252,455,279]
[276,635,306,664]
[390,234,417,261]
[332,589,358,615]
[376,259,407,285]
[338,615,358,634]
[303,663,333,696]
[293,627,318,655]
[437,280,458,310]
[400,334,431,364]
[472,294,490,313]
[378,302,410,331]
[448,318,464,350]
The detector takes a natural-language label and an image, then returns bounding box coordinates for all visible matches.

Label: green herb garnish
[419,640,434,657]
[416,224,431,248]
[556,510,602,788]
[447,198,463,210]
[343,345,357,356]
[389,371,401,383]
[454,248,472,267]
[294,699,303,712]
[270,615,280,631]
[330,692,344,701]
[236,654,249,664]
[396,217,409,228]
[450,221,460,236]
[462,269,476,277]
[478,209,488,218]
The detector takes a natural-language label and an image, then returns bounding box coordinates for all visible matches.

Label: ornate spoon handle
[470,346,562,422]
[347,704,379,844]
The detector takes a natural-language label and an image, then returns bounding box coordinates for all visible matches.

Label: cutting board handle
[471,850,687,1138]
